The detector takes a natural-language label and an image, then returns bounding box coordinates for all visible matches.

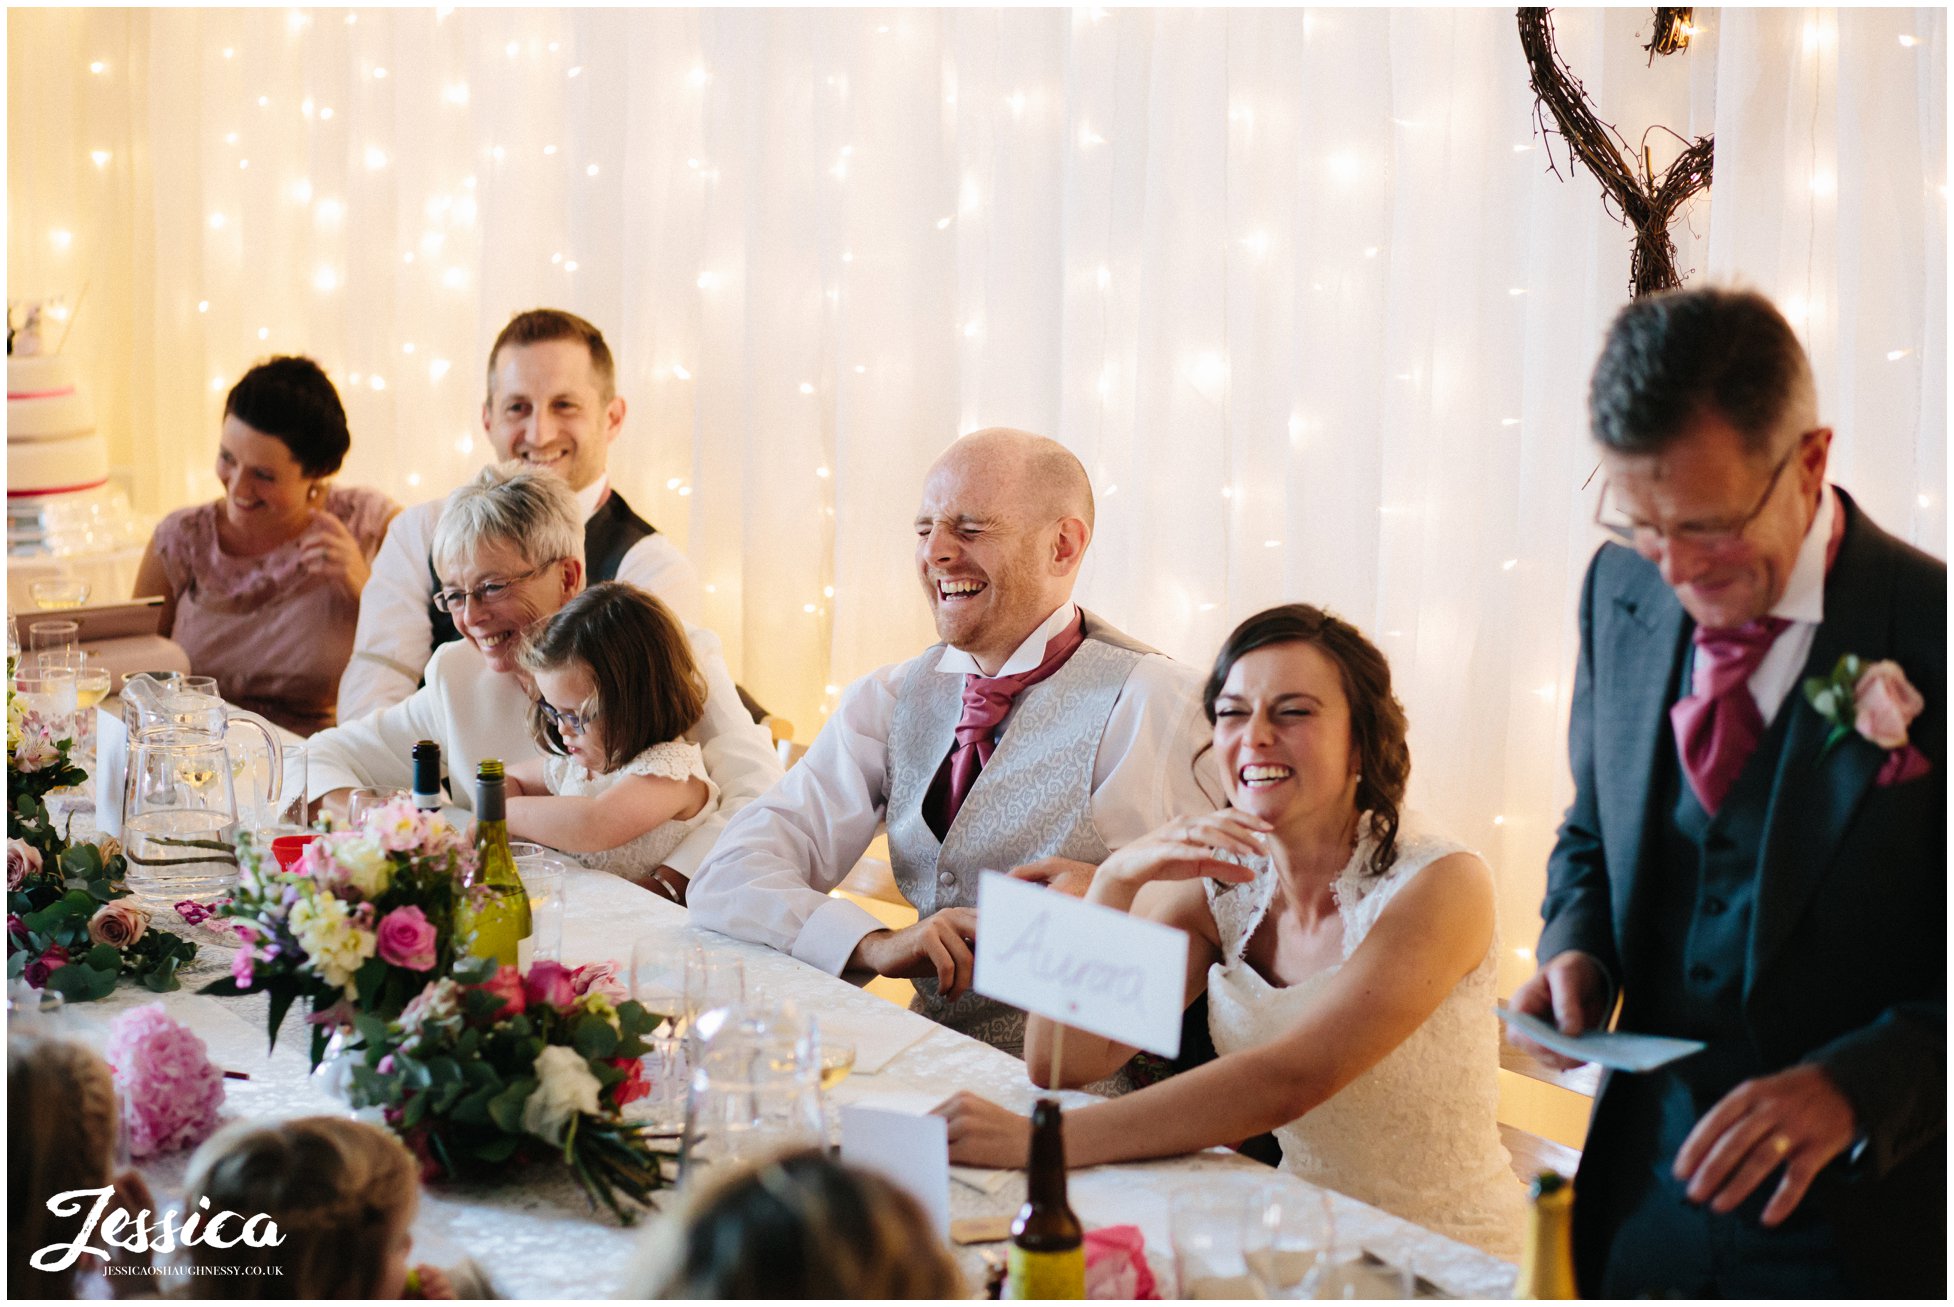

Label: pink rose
[475,965,525,1020]
[88,901,152,950]
[1853,661,1924,750]
[569,960,630,1005]
[105,1004,226,1158]
[523,960,579,1010]
[376,905,439,972]
[7,839,41,890]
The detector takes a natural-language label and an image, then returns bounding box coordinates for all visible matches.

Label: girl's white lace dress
[1204,816,1525,1260]
[542,740,720,877]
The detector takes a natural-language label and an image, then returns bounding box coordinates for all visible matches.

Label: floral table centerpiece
[7,667,199,998]
[345,957,671,1223]
[201,798,470,1064]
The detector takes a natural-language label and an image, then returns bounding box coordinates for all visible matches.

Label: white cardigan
[307,630,780,879]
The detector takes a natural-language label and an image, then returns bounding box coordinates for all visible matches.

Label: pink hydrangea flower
[104,1004,226,1158]
[523,961,579,1011]
[376,905,439,972]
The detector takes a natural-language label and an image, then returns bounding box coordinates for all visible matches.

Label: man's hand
[934,1089,1033,1168]
[1008,856,1097,898]
[849,907,979,999]
[1507,951,1610,1070]
[1673,1063,1858,1226]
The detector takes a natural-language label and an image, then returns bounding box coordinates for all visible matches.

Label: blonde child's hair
[626,1147,964,1299]
[9,1036,119,1298]
[518,581,707,773]
[177,1115,417,1298]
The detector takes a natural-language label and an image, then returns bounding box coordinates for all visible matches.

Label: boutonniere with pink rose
[1802,655,1933,786]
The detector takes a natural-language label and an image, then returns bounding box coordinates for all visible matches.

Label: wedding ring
[1769,1132,1793,1157]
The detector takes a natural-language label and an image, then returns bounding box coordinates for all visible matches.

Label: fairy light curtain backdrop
[9,7,1944,989]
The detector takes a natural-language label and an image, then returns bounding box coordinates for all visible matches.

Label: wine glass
[30,578,90,610]
[515,855,568,963]
[1245,1183,1336,1299]
[347,787,408,828]
[1305,1249,1416,1299]
[630,936,691,1131]
[684,945,746,1034]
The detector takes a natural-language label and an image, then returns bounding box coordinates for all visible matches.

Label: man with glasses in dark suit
[1510,287,1944,1297]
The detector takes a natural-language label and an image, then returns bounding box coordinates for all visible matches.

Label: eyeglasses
[432,564,554,613]
[1596,433,1806,553]
[537,697,598,736]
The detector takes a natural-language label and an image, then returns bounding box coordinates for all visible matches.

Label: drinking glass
[347,787,408,829]
[12,668,78,755]
[515,855,568,963]
[807,1015,856,1149]
[679,1005,821,1183]
[239,744,307,830]
[684,945,746,1036]
[180,675,221,699]
[28,620,78,658]
[1245,1184,1337,1299]
[122,737,239,911]
[30,578,90,610]
[507,841,549,861]
[629,937,693,1132]
[1170,1189,1256,1299]
[5,609,19,665]
[1305,1249,1416,1300]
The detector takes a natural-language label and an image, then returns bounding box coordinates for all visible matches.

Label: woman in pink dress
[133,356,398,735]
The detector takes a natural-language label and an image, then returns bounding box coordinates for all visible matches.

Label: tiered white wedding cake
[6,300,150,607]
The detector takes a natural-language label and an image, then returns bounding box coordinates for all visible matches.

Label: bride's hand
[1098,809,1270,890]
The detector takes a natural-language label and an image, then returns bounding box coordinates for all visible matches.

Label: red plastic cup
[270,833,321,871]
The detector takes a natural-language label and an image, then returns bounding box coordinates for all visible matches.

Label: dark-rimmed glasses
[1595,433,1806,552]
[537,698,598,736]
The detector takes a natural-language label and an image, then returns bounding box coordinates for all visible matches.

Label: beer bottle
[411,740,443,812]
[458,759,531,968]
[1516,1169,1577,1299]
[1003,1098,1085,1299]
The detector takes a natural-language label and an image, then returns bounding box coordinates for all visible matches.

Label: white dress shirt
[337,475,706,721]
[1695,482,1833,726]
[309,623,780,879]
[687,602,1224,975]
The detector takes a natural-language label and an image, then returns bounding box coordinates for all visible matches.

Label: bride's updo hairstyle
[1202,604,1411,877]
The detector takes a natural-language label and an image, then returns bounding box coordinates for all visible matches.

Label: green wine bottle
[460,758,532,969]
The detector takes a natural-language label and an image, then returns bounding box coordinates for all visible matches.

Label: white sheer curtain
[10,8,1943,988]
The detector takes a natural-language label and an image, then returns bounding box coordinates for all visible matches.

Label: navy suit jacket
[1539,489,1945,1293]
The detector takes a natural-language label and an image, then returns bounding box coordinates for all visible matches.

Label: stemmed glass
[29,578,90,610]
[629,937,693,1133]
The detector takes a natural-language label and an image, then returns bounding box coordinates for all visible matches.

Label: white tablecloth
[50,866,1518,1299]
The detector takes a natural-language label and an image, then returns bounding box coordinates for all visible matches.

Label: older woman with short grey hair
[309,462,780,894]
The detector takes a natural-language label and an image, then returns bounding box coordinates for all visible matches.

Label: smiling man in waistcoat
[1511,288,1944,1297]
[337,308,705,722]
[689,428,1220,1055]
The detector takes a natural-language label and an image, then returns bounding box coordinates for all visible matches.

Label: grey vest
[885,610,1153,1054]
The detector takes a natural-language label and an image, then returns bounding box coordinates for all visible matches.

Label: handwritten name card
[973,871,1187,1058]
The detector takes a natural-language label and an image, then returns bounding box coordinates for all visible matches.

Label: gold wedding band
[1769,1133,1793,1156]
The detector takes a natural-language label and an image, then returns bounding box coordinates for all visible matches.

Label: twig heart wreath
[1518,7,1714,298]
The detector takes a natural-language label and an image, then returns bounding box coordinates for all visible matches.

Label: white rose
[331,836,394,898]
[521,1045,604,1145]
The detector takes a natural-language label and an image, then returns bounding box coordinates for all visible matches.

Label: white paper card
[974,871,1187,1058]
[94,705,127,841]
[1496,1005,1706,1073]
[840,1104,950,1237]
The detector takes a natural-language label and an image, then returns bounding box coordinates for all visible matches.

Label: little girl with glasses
[503,582,718,897]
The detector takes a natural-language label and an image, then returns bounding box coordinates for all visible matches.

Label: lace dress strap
[1333,818,1479,958]
[617,739,706,782]
[1203,852,1274,964]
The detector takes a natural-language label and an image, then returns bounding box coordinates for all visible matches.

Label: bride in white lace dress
[939,604,1524,1259]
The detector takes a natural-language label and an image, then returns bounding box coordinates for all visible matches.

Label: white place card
[840,1104,951,1237]
[974,871,1187,1059]
[94,705,127,841]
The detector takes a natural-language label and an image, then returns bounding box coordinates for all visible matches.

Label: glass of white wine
[630,936,691,1133]
[29,578,90,610]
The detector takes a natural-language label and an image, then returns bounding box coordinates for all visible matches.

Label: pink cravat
[937,614,1088,830]
[1670,617,1791,815]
